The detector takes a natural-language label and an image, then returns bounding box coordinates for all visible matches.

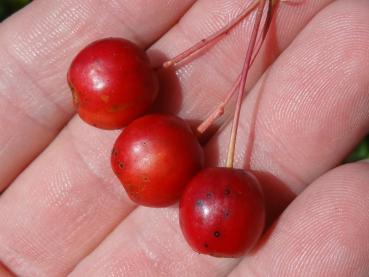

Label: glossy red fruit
[111,114,204,207]
[67,38,159,129]
[179,167,265,257]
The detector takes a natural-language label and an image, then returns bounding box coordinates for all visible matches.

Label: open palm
[1,0,369,276]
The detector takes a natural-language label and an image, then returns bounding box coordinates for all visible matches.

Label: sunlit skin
[111,114,204,207]
[1,1,369,276]
[179,167,265,257]
[67,38,159,129]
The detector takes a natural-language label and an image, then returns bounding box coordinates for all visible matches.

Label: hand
[1,0,369,276]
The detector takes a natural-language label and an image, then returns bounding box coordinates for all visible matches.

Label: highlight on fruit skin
[67,37,159,129]
[179,167,265,257]
[111,114,204,207]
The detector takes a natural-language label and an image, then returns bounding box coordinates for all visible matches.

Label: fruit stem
[197,74,242,134]
[162,0,260,69]
[197,0,274,135]
[196,17,271,135]
[226,0,269,168]
[161,0,297,70]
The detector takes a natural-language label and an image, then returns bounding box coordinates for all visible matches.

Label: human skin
[0,0,369,276]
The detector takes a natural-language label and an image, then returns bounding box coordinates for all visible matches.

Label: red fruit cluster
[68,0,270,257]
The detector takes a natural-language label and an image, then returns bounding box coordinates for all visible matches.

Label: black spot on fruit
[214,231,221,238]
[196,200,203,207]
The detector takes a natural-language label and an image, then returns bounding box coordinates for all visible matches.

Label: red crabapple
[68,38,158,129]
[111,114,204,207]
[179,167,265,257]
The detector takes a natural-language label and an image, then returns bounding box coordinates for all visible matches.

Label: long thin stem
[226,0,268,168]
[162,0,294,69]
[197,29,267,133]
[197,74,242,134]
[162,0,260,69]
[197,0,274,134]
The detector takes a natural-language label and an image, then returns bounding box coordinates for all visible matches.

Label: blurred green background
[0,0,31,21]
[1,0,369,162]
[345,135,369,163]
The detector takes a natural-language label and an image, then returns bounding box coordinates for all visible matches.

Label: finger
[205,0,369,220]
[70,205,237,277]
[0,0,332,276]
[230,161,369,276]
[0,0,195,191]
[0,121,132,276]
